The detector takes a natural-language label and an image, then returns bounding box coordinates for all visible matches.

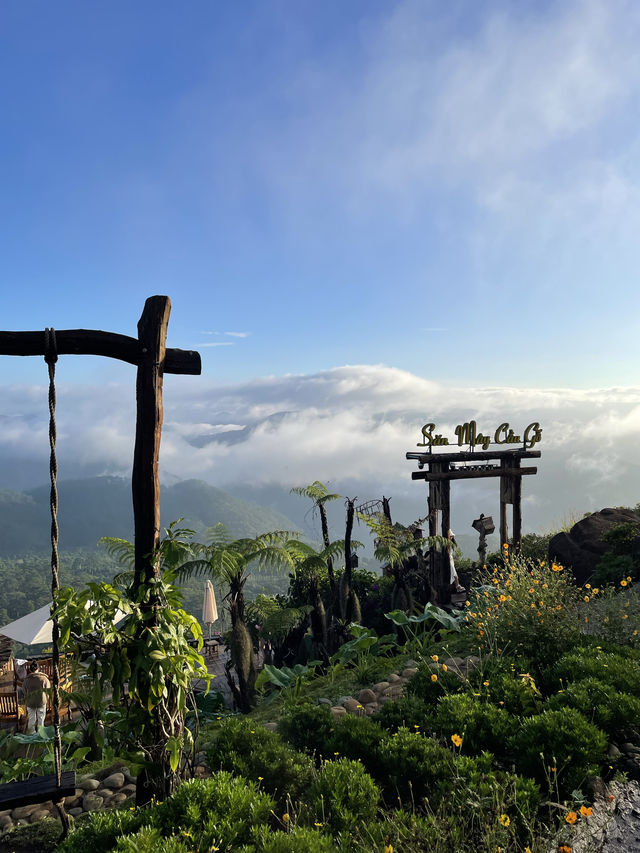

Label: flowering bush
[465,553,582,669]
[376,695,434,734]
[405,661,463,703]
[546,647,640,697]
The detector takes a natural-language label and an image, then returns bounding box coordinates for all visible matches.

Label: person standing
[447,530,465,593]
[22,661,50,732]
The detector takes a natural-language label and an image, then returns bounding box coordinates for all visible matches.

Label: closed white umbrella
[202,581,218,638]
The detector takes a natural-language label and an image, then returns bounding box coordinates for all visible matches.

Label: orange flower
[579,805,593,817]
[451,733,463,747]
[565,811,578,825]
[431,674,438,682]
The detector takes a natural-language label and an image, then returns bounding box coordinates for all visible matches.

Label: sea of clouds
[1,364,639,537]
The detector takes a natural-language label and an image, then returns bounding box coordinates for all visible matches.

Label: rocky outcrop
[548,508,640,585]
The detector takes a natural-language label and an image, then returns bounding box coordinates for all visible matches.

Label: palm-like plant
[175,525,301,711]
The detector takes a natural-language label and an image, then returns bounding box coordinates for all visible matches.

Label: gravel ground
[567,781,640,853]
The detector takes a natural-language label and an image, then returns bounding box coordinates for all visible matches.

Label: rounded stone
[337,695,353,706]
[101,772,125,789]
[364,703,379,716]
[402,668,418,678]
[64,795,81,809]
[68,807,84,817]
[317,697,332,707]
[342,698,361,713]
[263,722,278,731]
[0,815,13,830]
[357,688,377,705]
[387,673,401,683]
[372,681,390,694]
[112,793,128,804]
[83,794,104,812]
[377,695,393,705]
[121,784,137,797]
[330,706,347,720]
[0,809,12,818]
[80,778,101,792]
[29,809,52,823]
[12,804,42,820]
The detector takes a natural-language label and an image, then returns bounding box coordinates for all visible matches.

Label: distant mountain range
[0,477,303,557]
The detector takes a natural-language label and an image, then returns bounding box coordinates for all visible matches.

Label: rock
[29,809,52,823]
[112,792,128,804]
[465,656,481,670]
[79,778,101,792]
[75,788,84,797]
[548,507,640,585]
[98,789,114,800]
[343,698,365,715]
[609,744,622,759]
[330,706,347,720]
[0,810,11,818]
[64,796,81,809]
[372,681,390,694]
[358,689,377,705]
[388,684,404,698]
[588,776,607,798]
[402,667,418,678]
[364,703,379,716]
[0,815,13,831]
[15,818,29,826]
[337,696,353,706]
[68,807,84,818]
[12,804,42,820]
[263,722,278,731]
[101,772,126,789]
[387,673,401,683]
[82,794,104,812]
[377,695,393,705]
[622,743,640,756]
[121,784,137,797]
[317,698,332,707]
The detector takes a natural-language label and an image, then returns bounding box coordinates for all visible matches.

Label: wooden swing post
[0,295,201,589]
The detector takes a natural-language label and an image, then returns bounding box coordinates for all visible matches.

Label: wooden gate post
[132,296,171,591]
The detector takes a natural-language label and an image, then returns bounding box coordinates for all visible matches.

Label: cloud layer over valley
[1,365,638,537]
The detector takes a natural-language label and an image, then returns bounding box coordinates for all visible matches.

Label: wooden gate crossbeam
[412,466,537,481]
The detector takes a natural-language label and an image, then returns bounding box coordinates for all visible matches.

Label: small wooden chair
[0,691,24,732]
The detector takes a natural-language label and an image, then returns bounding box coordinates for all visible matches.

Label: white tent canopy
[0,602,128,646]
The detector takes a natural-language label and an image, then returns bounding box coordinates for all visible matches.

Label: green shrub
[432,694,512,759]
[511,708,607,798]
[546,648,640,697]
[378,727,452,806]
[352,808,447,853]
[376,695,433,733]
[451,752,541,838]
[406,662,463,704]
[205,717,314,807]
[592,553,635,587]
[113,826,189,853]
[326,715,387,779]
[546,678,640,736]
[58,808,146,853]
[278,703,334,756]
[241,826,335,852]
[306,757,380,833]
[152,774,275,851]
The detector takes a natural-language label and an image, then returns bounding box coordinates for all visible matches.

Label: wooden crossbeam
[0,329,200,374]
[412,466,537,481]
[406,449,541,464]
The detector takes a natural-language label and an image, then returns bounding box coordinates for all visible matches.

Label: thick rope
[44,329,69,836]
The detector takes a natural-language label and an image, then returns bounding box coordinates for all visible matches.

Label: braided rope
[44,329,62,789]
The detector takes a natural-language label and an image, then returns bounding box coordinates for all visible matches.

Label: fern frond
[98,537,135,568]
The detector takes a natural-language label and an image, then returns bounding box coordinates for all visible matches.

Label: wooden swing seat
[0,771,76,810]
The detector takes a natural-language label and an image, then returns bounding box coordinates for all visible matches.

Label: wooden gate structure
[406,420,542,605]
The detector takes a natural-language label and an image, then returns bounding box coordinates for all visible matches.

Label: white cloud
[2,365,637,532]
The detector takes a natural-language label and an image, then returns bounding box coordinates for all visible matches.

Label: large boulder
[548,507,640,585]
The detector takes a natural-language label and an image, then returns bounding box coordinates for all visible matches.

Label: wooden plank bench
[0,771,76,810]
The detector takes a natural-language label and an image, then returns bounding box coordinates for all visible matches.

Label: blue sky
[2,0,640,388]
[1,1,640,532]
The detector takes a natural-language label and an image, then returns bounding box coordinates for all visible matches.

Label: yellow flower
[592,587,599,594]
[565,811,578,824]
[621,579,628,587]
[498,594,507,602]
[257,776,263,781]
[431,654,439,662]
[384,845,394,853]
[585,583,591,589]
[580,805,593,817]
[282,813,290,824]
[584,595,590,602]
[431,674,438,682]
[451,733,463,747]
[483,680,490,686]
[314,821,323,827]
[498,813,510,826]
[442,664,448,672]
